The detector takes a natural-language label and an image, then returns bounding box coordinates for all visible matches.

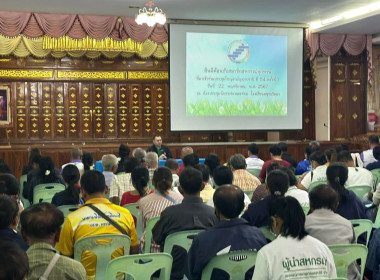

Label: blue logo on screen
[227,40,250,64]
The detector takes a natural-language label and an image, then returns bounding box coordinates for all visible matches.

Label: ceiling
[0,0,380,37]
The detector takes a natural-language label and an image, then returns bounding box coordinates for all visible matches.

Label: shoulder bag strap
[39,253,60,280]
[86,204,127,235]
[157,191,179,205]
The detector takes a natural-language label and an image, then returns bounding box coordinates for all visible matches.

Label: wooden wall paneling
[104,83,117,138]
[80,83,92,138]
[330,62,347,140]
[143,84,153,137]
[129,84,143,137]
[54,83,65,138]
[153,84,166,136]
[41,82,53,138]
[29,82,40,139]
[118,84,129,137]
[93,84,105,138]
[67,83,80,139]
[301,67,316,140]
[15,82,27,139]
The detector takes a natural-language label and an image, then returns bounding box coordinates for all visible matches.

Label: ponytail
[326,163,348,203]
[131,167,149,197]
[62,165,81,204]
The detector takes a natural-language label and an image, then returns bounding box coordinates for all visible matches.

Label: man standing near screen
[147,134,173,160]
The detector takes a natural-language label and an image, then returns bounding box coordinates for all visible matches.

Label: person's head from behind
[145,152,159,169]
[337,151,355,167]
[309,141,320,153]
[0,196,19,230]
[152,134,163,148]
[309,184,339,212]
[152,167,173,194]
[131,167,150,197]
[39,156,55,179]
[0,173,20,199]
[213,166,233,188]
[82,152,94,172]
[326,163,349,203]
[309,151,327,168]
[325,147,337,163]
[179,167,203,195]
[266,169,289,197]
[20,203,64,246]
[30,154,42,170]
[194,164,210,185]
[164,159,179,174]
[247,143,259,156]
[101,154,118,173]
[269,145,282,157]
[181,146,193,159]
[304,145,312,160]
[213,184,244,220]
[62,164,80,187]
[124,157,140,173]
[0,161,13,174]
[0,241,29,280]
[265,161,284,179]
[373,145,380,161]
[228,154,247,171]
[119,144,130,159]
[369,135,380,147]
[269,196,307,239]
[71,147,82,160]
[132,148,146,165]
[204,153,220,176]
[280,167,297,187]
[277,142,288,153]
[28,147,41,166]
[80,170,106,198]
[183,153,199,168]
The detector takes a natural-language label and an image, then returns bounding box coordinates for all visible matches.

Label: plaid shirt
[232,169,261,191]
[109,173,134,201]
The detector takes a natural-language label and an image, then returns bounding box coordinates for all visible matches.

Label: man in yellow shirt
[56,170,139,279]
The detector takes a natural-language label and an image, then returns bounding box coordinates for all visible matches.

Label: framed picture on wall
[0,85,12,126]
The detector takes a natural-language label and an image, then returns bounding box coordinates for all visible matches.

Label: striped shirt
[109,172,134,202]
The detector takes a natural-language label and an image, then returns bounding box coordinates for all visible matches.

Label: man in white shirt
[101,154,118,189]
[245,142,264,170]
[282,167,309,207]
[361,135,379,167]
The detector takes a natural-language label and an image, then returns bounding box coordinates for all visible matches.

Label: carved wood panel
[80,83,92,138]
[54,83,65,137]
[29,82,40,138]
[15,82,26,138]
[93,84,104,138]
[129,84,142,137]
[105,84,117,137]
[118,84,129,137]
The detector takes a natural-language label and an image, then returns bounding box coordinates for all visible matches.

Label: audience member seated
[0,173,22,205]
[0,159,13,174]
[165,159,180,192]
[183,153,200,168]
[361,135,379,167]
[305,185,359,280]
[101,154,118,189]
[327,163,366,220]
[21,203,87,280]
[258,144,291,182]
[337,150,373,188]
[146,152,159,188]
[61,147,84,175]
[22,147,41,175]
[295,145,312,175]
[139,167,183,253]
[120,166,154,206]
[204,153,221,188]
[177,146,194,175]
[366,145,380,171]
[0,240,29,280]
[0,196,28,251]
[110,157,140,205]
[242,169,289,228]
[153,167,218,280]
[253,196,337,279]
[194,164,215,202]
[366,226,380,279]
[228,154,260,191]
[82,152,94,173]
[187,185,267,280]
[251,161,283,203]
[147,134,173,160]
[245,142,264,170]
[26,156,64,203]
[132,147,146,166]
[51,164,82,207]
[299,151,327,191]
[282,167,309,207]
[56,170,138,278]
[278,142,297,168]
[116,144,130,174]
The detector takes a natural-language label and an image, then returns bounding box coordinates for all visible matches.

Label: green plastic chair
[308,180,327,192]
[144,216,160,253]
[302,205,310,215]
[105,253,173,280]
[347,185,372,201]
[328,244,368,280]
[246,169,260,177]
[163,229,204,254]
[371,168,380,190]
[57,204,79,219]
[33,183,66,204]
[201,250,258,280]
[350,219,373,246]
[123,203,142,239]
[373,206,380,228]
[19,174,30,208]
[259,226,276,241]
[243,190,254,200]
[74,234,131,280]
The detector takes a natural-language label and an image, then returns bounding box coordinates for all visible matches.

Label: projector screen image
[170,24,303,131]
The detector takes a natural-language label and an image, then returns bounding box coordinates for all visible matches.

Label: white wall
[315,56,330,141]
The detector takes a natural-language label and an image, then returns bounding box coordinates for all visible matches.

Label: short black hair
[248,143,259,155]
[309,141,320,153]
[213,166,233,187]
[309,151,327,165]
[228,154,246,170]
[80,170,106,194]
[119,144,130,159]
[82,152,94,172]
[20,203,64,239]
[0,196,19,229]
[204,153,220,175]
[304,145,312,158]
[266,161,284,175]
[213,184,245,219]
[153,167,173,193]
[337,151,354,163]
[183,153,199,168]
[194,164,210,182]
[267,169,289,196]
[280,167,297,186]
[165,159,179,171]
[309,184,339,211]
[277,142,288,152]
[124,157,140,173]
[269,145,282,156]
[131,167,149,196]
[369,135,380,145]
[0,240,29,280]
[179,167,203,194]
[0,173,20,196]
[373,146,380,161]
[31,154,42,165]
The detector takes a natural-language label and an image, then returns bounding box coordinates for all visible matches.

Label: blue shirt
[242,196,273,228]
[367,227,380,279]
[295,159,311,175]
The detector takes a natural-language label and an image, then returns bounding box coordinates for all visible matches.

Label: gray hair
[145,152,158,168]
[101,154,118,171]
[228,154,247,170]
[132,148,146,163]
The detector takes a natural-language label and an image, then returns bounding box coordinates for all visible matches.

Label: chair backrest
[371,168,380,189]
[201,250,258,280]
[57,204,79,219]
[328,244,368,280]
[374,206,380,228]
[302,205,310,215]
[123,203,142,239]
[259,226,276,241]
[19,174,30,208]
[144,216,160,253]
[246,169,260,177]
[243,190,254,200]
[33,183,66,204]
[346,185,372,201]
[105,253,172,280]
[351,219,373,247]
[163,229,204,254]
[74,234,131,280]
[308,180,327,192]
